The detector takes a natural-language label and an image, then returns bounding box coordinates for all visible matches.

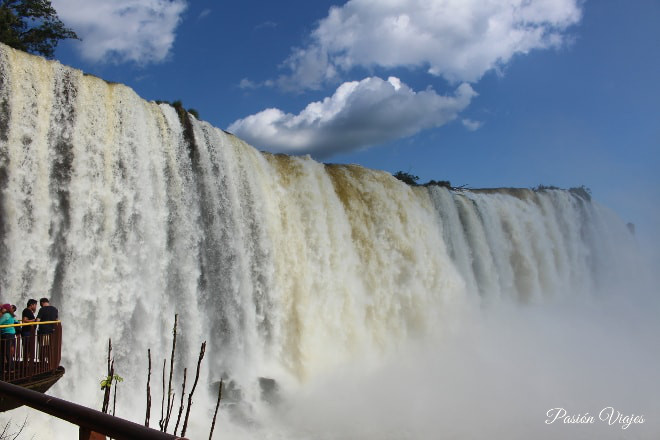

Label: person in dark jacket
[36,298,58,335]
[21,299,38,359]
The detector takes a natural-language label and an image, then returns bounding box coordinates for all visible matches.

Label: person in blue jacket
[0,303,19,376]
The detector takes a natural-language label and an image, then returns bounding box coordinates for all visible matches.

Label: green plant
[393,171,420,186]
[100,339,124,415]
[0,0,79,58]
[532,184,560,191]
[100,373,123,390]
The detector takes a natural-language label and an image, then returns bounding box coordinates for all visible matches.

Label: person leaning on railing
[0,304,19,374]
[36,298,58,335]
[21,299,38,357]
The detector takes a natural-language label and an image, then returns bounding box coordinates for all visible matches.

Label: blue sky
[50,0,659,257]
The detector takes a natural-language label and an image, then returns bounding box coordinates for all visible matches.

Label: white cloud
[462,119,482,131]
[279,0,582,90]
[238,78,274,90]
[52,0,187,64]
[198,8,211,20]
[229,76,476,159]
[239,78,259,89]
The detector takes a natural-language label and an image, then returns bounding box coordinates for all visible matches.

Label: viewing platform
[0,321,64,412]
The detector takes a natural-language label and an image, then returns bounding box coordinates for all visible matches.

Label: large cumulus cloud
[278,0,582,90]
[229,77,476,159]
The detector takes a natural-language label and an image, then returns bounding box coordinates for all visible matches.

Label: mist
[219,277,659,440]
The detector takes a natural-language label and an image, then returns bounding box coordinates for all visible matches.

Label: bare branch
[158,358,166,431]
[181,341,206,437]
[208,379,223,440]
[0,417,27,440]
[101,359,114,414]
[163,314,178,431]
[174,367,187,435]
[166,392,175,430]
[112,377,118,416]
[145,348,152,427]
[107,339,112,373]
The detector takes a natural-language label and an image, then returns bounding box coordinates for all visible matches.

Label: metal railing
[0,380,187,440]
[0,321,62,382]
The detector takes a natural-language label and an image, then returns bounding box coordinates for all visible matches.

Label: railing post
[27,325,36,377]
[55,322,62,368]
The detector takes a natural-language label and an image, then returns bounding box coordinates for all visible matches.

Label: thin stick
[107,338,112,373]
[208,379,223,440]
[174,367,187,435]
[159,358,166,431]
[101,339,113,414]
[0,420,8,438]
[166,392,175,429]
[145,348,152,427]
[181,341,206,437]
[102,360,114,414]
[0,416,27,440]
[112,375,119,416]
[163,314,178,431]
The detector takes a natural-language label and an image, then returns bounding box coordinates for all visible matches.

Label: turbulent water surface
[0,44,657,439]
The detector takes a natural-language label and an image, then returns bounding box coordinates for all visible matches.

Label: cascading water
[0,43,657,439]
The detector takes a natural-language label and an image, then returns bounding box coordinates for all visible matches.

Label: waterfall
[0,44,654,439]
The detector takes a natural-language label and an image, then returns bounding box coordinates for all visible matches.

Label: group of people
[0,298,59,376]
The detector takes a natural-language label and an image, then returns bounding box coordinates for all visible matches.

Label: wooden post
[79,427,106,440]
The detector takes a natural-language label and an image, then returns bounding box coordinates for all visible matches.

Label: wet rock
[258,377,280,404]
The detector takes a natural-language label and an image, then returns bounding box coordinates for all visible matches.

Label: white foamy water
[0,43,657,439]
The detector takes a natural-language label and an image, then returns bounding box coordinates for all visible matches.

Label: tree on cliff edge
[0,0,78,58]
